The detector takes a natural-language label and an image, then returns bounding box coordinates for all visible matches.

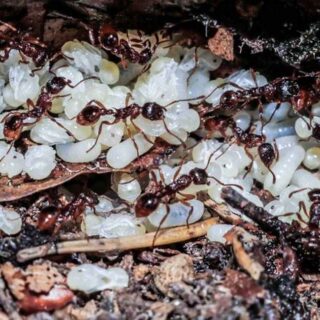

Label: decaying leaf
[25,262,64,294]
[0,140,175,203]
[1,262,26,300]
[208,28,234,61]
[154,254,194,295]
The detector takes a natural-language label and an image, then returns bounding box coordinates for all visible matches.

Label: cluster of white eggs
[0,42,222,180]
[1,38,319,238]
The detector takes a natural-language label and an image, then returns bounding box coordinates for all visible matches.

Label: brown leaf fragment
[0,140,174,202]
[208,28,234,61]
[0,263,25,300]
[67,301,98,320]
[231,232,264,280]
[223,269,265,301]
[25,262,64,294]
[154,254,194,295]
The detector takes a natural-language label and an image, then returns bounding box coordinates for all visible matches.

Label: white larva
[147,199,204,228]
[67,264,129,294]
[264,145,305,196]
[0,206,22,235]
[233,111,251,131]
[303,147,320,170]
[23,145,56,180]
[56,139,101,163]
[291,169,320,189]
[107,133,154,169]
[295,117,312,139]
[207,224,234,244]
[117,173,141,203]
[99,59,120,85]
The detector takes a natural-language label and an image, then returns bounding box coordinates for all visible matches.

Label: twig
[16,218,218,263]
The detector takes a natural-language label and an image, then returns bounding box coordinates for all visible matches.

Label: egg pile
[0,38,319,240]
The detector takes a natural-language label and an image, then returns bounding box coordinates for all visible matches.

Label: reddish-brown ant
[35,192,98,234]
[0,20,48,68]
[209,73,320,115]
[204,114,278,182]
[1,76,96,142]
[135,155,243,218]
[76,95,203,151]
[134,153,243,244]
[49,13,171,65]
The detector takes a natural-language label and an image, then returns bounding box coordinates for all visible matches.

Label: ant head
[258,142,275,167]
[189,168,208,185]
[142,102,165,121]
[46,77,67,94]
[139,48,152,64]
[77,105,102,126]
[135,193,160,217]
[308,189,320,202]
[99,24,119,49]
[220,90,240,109]
[3,113,23,141]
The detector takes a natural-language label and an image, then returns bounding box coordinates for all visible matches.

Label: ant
[0,20,48,69]
[288,188,320,228]
[76,95,203,152]
[204,114,279,182]
[210,73,320,115]
[1,76,96,142]
[49,13,171,65]
[135,152,242,218]
[34,192,98,234]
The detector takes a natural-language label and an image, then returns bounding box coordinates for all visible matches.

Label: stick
[17,218,218,263]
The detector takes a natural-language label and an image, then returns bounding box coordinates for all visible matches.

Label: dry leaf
[208,28,234,61]
[25,262,64,294]
[1,262,25,300]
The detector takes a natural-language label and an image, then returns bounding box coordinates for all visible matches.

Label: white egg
[24,145,56,180]
[56,139,101,163]
[107,133,154,169]
[67,264,129,294]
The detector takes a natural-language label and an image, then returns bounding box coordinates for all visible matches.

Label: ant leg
[288,188,311,199]
[162,119,186,148]
[130,117,155,145]
[187,47,199,85]
[208,175,243,191]
[0,141,14,163]
[243,146,254,178]
[87,119,116,152]
[173,154,189,181]
[68,76,99,89]
[125,121,140,158]
[47,115,77,141]
[152,202,170,247]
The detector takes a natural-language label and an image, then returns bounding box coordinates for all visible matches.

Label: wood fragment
[0,140,174,202]
[16,218,218,263]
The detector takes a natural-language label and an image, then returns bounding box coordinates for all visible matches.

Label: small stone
[154,254,194,295]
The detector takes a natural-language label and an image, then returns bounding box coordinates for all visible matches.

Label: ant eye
[101,33,118,48]
[139,48,152,64]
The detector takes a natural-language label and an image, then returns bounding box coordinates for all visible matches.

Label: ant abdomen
[141,103,165,121]
[77,105,103,126]
[135,193,160,217]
